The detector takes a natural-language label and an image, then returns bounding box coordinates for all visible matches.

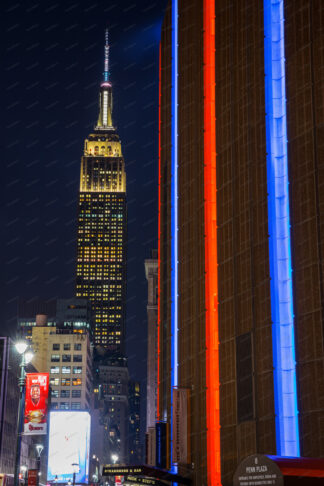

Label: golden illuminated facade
[76,31,126,351]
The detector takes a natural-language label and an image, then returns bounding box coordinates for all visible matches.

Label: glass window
[73,355,82,362]
[74,343,82,351]
[72,378,82,386]
[73,366,82,374]
[50,366,59,374]
[72,390,81,398]
[71,402,81,410]
[62,366,71,374]
[51,390,59,398]
[60,390,70,398]
[51,402,59,410]
[50,378,59,386]
[62,355,71,362]
[61,378,71,386]
[53,344,60,351]
[51,354,60,362]
[63,344,71,351]
[60,402,69,410]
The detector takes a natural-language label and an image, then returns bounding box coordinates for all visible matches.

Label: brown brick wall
[215,1,275,484]
[177,0,206,482]
[285,0,324,457]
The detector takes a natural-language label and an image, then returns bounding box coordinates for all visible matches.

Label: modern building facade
[158,1,324,485]
[18,298,92,342]
[18,298,56,341]
[144,251,158,431]
[75,30,127,353]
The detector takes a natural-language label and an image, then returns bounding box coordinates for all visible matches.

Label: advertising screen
[24,373,49,435]
[47,411,91,484]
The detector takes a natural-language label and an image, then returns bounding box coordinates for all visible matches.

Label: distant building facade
[95,355,129,464]
[144,251,158,432]
[18,299,93,412]
[47,330,92,411]
[128,381,141,464]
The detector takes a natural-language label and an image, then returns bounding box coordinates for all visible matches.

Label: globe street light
[111,454,118,465]
[14,342,34,486]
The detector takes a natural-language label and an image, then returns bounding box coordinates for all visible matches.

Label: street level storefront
[102,466,191,485]
[234,455,324,485]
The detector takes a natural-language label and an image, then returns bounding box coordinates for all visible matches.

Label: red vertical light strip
[204,1,221,485]
[157,42,162,421]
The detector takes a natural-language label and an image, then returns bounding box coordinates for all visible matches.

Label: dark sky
[1,0,166,398]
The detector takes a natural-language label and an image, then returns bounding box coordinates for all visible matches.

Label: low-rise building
[47,330,92,411]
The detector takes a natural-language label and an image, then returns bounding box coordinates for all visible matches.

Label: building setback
[158,1,324,486]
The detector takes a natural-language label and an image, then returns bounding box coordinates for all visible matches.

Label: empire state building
[76,31,126,353]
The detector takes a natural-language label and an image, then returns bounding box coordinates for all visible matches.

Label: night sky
[1,0,166,413]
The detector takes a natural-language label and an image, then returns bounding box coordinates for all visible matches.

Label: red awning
[268,456,324,478]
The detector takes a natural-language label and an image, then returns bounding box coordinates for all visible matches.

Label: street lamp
[14,342,34,486]
[111,454,118,465]
[35,444,44,486]
[71,463,79,486]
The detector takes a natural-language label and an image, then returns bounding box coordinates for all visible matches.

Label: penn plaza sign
[233,454,283,486]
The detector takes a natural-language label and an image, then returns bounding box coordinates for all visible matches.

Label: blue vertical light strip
[170,0,178,475]
[264,0,300,457]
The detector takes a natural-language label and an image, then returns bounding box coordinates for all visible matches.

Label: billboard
[24,373,49,435]
[47,411,91,484]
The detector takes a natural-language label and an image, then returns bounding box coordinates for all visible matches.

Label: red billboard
[24,373,49,435]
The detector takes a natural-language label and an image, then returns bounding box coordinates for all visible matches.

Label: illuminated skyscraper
[76,30,126,352]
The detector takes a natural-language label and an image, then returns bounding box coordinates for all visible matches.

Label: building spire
[104,28,109,82]
[96,28,113,130]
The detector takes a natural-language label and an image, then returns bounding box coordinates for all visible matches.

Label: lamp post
[111,454,118,465]
[35,444,44,486]
[71,463,79,486]
[20,465,27,486]
[14,342,34,486]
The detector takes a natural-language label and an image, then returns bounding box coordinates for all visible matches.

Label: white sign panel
[47,411,91,484]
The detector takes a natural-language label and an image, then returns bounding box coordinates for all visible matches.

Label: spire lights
[103,28,110,83]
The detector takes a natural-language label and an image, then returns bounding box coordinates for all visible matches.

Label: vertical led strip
[204,0,221,484]
[157,42,162,422]
[264,0,300,457]
[170,0,179,474]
